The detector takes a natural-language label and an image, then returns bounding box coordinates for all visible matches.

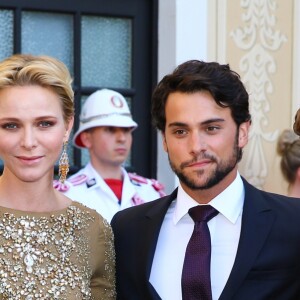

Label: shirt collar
[86,162,127,189]
[174,172,244,225]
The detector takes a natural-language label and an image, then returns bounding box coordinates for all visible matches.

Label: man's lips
[185,159,212,168]
[115,148,127,154]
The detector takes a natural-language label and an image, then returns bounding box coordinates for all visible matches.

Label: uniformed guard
[54,88,165,222]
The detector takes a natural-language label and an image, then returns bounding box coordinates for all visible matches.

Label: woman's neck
[0,174,71,212]
[288,183,300,198]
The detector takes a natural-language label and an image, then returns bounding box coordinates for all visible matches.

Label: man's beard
[168,132,241,190]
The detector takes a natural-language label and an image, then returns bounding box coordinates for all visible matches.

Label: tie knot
[188,205,218,223]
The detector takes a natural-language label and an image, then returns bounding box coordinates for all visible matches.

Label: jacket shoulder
[112,189,177,224]
[243,177,300,213]
[53,172,89,192]
[128,172,166,196]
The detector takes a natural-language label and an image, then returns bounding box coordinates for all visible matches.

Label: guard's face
[162,91,249,202]
[0,85,73,183]
[81,126,133,168]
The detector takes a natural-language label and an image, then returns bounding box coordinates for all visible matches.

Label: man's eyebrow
[201,118,225,125]
[168,122,188,128]
[168,118,225,128]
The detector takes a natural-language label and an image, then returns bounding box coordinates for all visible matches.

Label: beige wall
[210,0,294,195]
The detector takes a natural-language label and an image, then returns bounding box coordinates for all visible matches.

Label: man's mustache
[180,153,217,169]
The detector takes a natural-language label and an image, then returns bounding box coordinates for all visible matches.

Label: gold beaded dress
[0,201,116,300]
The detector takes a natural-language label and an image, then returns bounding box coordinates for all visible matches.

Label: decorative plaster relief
[230,0,287,188]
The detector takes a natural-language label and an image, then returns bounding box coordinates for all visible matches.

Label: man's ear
[162,132,168,152]
[80,131,92,148]
[238,121,250,148]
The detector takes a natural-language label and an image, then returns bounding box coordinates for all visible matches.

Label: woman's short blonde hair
[0,54,74,123]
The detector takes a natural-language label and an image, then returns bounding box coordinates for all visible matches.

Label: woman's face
[0,85,73,183]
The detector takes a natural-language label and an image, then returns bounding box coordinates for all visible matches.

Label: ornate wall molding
[230,0,287,188]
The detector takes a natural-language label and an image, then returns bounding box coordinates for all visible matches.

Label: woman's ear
[296,167,300,181]
[64,116,74,141]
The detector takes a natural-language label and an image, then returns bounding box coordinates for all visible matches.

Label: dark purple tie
[181,205,219,300]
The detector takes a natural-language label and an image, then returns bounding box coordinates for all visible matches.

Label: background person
[57,88,165,222]
[277,128,300,197]
[111,60,300,300]
[0,54,115,299]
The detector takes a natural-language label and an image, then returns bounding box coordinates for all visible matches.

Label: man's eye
[207,126,220,132]
[103,127,115,133]
[123,127,133,133]
[174,129,187,135]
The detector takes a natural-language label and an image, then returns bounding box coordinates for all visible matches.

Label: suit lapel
[139,189,178,299]
[219,180,276,299]
[135,181,276,299]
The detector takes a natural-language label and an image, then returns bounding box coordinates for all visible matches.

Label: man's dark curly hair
[151,60,251,132]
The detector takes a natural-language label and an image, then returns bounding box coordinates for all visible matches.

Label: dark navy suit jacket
[111,178,300,300]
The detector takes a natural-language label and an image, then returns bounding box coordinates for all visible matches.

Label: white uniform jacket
[54,162,165,222]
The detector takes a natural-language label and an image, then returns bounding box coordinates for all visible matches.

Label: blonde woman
[0,54,115,299]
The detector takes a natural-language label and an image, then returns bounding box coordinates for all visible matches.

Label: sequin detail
[101,218,116,300]
[0,206,95,299]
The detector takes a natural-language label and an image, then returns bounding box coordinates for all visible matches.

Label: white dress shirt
[150,173,244,300]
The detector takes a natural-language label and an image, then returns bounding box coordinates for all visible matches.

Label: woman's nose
[21,128,37,149]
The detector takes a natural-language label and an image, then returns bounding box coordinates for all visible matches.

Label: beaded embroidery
[101,219,116,299]
[0,205,109,300]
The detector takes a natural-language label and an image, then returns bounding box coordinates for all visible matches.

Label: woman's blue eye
[39,121,53,127]
[3,123,17,129]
